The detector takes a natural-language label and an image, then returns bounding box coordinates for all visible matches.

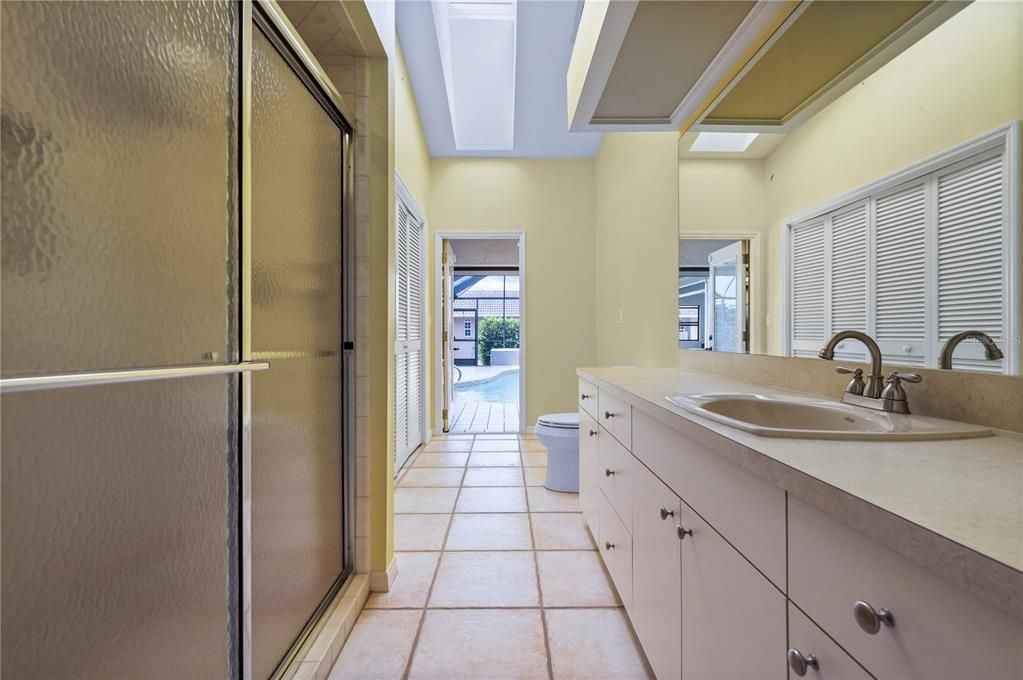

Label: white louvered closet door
[934,152,1005,372]
[790,218,827,358]
[787,141,1014,373]
[874,181,929,366]
[395,195,424,472]
[830,202,870,361]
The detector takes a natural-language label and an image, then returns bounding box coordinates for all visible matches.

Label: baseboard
[369,555,398,593]
[525,425,536,434]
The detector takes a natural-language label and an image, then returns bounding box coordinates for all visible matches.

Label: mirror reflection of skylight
[690,132,759,153]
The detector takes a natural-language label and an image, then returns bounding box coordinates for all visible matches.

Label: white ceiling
[397,0,604,158]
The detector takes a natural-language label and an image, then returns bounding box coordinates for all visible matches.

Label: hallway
[328,433,651,679]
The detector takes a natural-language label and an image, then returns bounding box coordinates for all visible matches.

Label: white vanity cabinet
[578,373,1023,680]
[789,496,1023,679]
[679,500,786,679]
[578,410,601,533]
[631,464,682,680]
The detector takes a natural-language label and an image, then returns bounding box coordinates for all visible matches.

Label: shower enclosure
[0,1,354,677]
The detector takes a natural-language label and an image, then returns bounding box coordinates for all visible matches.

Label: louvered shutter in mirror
[935,153,1005,372]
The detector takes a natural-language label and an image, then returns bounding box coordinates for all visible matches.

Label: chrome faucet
[818,330,885,398]
[818,330,923,414]
[939,330,1004,369]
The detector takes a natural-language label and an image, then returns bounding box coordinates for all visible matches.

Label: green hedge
[477,316,519,365]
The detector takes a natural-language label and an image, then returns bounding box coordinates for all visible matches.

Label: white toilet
[534,412,580,492]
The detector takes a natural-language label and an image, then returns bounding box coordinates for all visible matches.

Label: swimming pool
[454,370,519,403]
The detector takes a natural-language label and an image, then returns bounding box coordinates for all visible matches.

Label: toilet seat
[536,412,579,430]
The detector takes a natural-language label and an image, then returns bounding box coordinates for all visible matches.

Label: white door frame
[678,232,762,354]
[433,231,527,434]
[395,174,429,455]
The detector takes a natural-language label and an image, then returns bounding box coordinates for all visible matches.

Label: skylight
[690,132,759,153]
[433,0,518,151]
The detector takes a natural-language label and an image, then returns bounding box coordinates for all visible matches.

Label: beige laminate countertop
[578,367,1023,619]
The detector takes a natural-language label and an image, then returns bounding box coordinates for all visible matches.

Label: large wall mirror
[677,0,1020,375]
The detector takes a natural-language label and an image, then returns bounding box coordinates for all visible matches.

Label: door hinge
[343,341,355,351]
[442,408,448,419]
[443,331,448,342]
[742,253,750,265]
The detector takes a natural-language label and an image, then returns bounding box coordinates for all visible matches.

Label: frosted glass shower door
[1,1,242,677]
[249,22,348,679]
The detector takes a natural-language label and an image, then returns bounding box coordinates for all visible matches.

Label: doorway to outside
[435,234,525,434]
[679,237,752,353]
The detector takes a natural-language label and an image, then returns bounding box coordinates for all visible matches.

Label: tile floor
[448,400,520,433]
[328,433,652,680]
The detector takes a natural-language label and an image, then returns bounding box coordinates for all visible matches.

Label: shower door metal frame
[241,1,356,677]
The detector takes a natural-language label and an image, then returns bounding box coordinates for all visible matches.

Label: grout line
[523,457,555,680]
[399,434,472,680]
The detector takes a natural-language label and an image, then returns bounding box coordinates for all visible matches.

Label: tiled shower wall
[324,56,374,576]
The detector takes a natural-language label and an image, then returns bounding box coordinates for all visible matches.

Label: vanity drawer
[598,490,632,612]
[578,378,598,419]
[597,388,632,449]
[597,425,634,531]
[578,411,601,536]
[788,604,871,679]
[631,409,786,589]
[789,496,1023,679]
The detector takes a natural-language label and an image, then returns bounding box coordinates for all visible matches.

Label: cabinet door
[788,604,871,680]
[598,426,634,530]
[632,463,683,680]
[680,501,786,679]
[579,410,600,536]
[598,492,633,612]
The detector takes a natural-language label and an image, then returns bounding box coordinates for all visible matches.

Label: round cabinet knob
[853,600,894,635]
[677,525,693,541]
[787,649,819,677]
[604,541,615,551]
[659,507,675,520]
[604,468,615,477]
[604,411,615,420]
[588,429,598,437]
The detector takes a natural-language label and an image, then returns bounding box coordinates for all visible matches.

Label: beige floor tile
[424,440,473,453]
[398,468,464,488]
[468,452,520,467]
[445,513,532,550]
[531,513,595,550]
[520,439,546,451]
[463,467,524,487]
[471,439,520,452]
[328,609,422,680]
[394,487,458,514]
[408,609,548,680]
[537,551,618,606]
[545,608,650,680]
[524,466,547,486]
[475,433,518,440]
[527,487,580,513]
[365,552,439,609]
[521,451,548,467]
[455,486,528,513]
[395,514,450,551]
[412,451,470,468]
[429,551,539,607]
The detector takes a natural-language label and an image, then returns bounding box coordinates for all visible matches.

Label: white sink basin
[666,393,992,441]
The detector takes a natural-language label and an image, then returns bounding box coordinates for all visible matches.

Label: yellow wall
[594,132,679,367]
[395,40,431,210]
[761,0,1023,353]
[428,158,598,424]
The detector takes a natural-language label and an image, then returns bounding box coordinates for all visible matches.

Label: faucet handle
[888,371,922,384]
[836,366,865,395]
